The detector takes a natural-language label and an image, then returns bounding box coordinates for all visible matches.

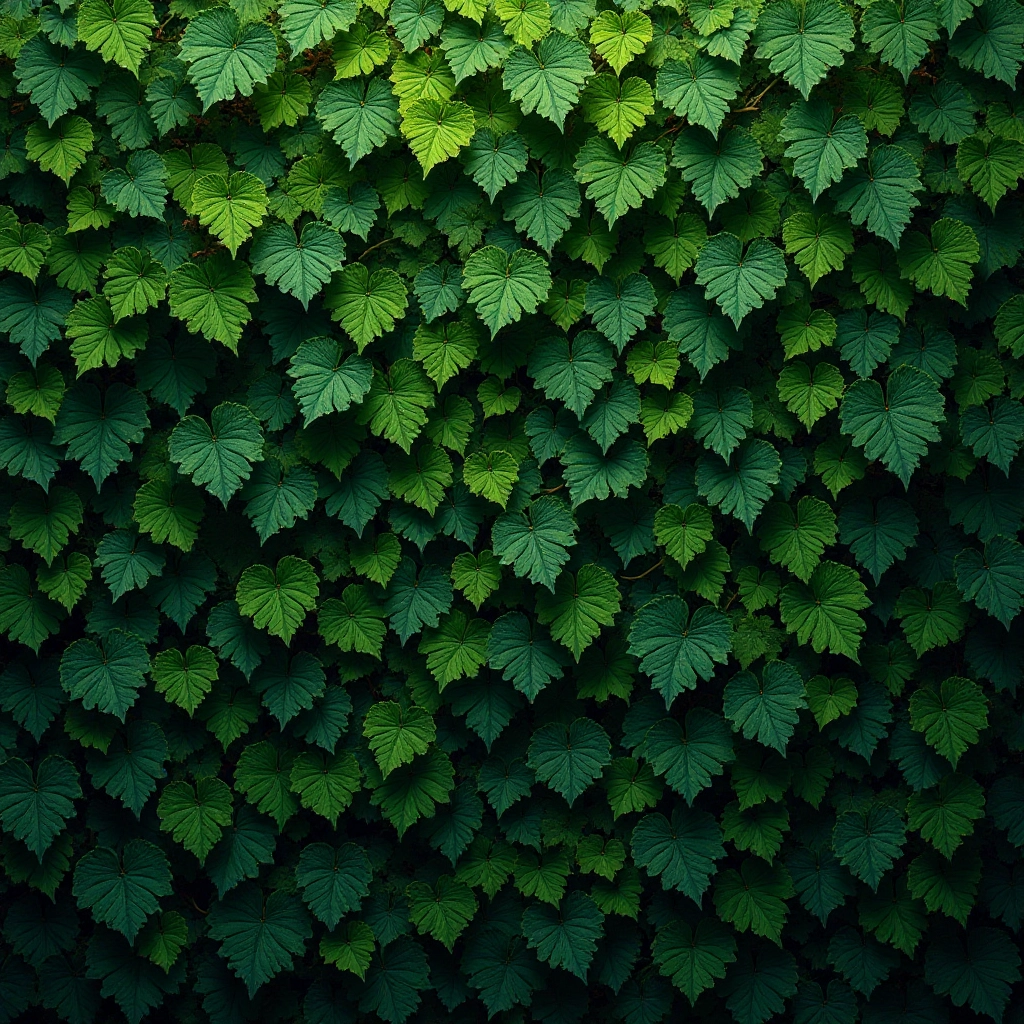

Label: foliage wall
[1,0,1024,1020]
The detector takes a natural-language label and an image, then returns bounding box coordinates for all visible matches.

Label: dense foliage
[1,0,1024,1019]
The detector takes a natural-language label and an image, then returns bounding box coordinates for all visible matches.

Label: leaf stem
[621,558,664,581]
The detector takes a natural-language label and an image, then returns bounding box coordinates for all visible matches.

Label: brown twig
[539,484,564,493]
[621,558,664,581]
[357,237,396,261]
[732,77,780,114]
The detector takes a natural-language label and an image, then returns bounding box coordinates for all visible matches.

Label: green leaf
[14,38,102,126]
[236,556,319,645]
[948,0,1024,85]
[296,842,371,929]
[364,702,437,777]
[207,885,312,997]
[909,676,989,766]
[955,536,1024,627]
[463,245,551,336]
[861,0,940,81]
[280,0,357,53]
[191,172,267,257]
[589,9,651,74]
[533,563,618,659]
[0,756,80,858]
[672,127,762,216]
[780,98,867,200]
[78,0,154,75]
[287,338,371,426]
[575,137,667,226]
[463,449,520,507]
[714,857,794,943]
[956,133,1024,212]
[759,496,837,582]
[583,74,654,148]
[502,34,592,129]
[487,611,568,700]
[840,365,944,487]
[407,876,477,949]
[290,751,360,823]
[60,629,149,720]
[522,890,603,979]
[837,497,919,583]
[960,397,1024,474]
[656,54,740,135]
[157,777,233,863]
[384,558,453,642]
[653,919,736,1004]
[779,560,869,659]
[419,609,489,686]
[896,581,969,656]
[924,924,1022,1022]
[151,645,218,715]
[95,528,165,601]
[323,264,409,353]
[723,661,808,752]
[628,596,732,706]
[830,145,921,248]
[461,129,529,200]
[358,360,434,452]
[179,8,277,110]
[907,773,985,857]
[169,401,264,506]
[631,806,725,900]
[316,78,399,168]
[168,254,256,350]
[897,218,978,304]
[320,920,375,980]
[251,221,345,308]
[833,804,905,889]
[502,168,581,252]
[696,438,782,530]
[528,717,611,805]
[695,233,787,328]
[753,0,855,98]
[402,98,476,175]
[73,839,171,941]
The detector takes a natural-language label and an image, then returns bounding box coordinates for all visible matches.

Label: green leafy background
[0,0,1023,1019]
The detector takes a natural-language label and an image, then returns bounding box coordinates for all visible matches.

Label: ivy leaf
[723,661,808,752]
[759,496,837,582]
[713,857,794,943]
[522,891,603,979]
[502,34,592,129]
[418,610,489,687]
[207,885,312,997]
[60,629,150,721]
[575,137,667,226]
[897,218,979,304]
[954,537,1024,627]
[627,596,732,706]
[324,264,408,353]
[316,78,399,168]
[695,233,787,328]
[948,0,1024,86]
[78,0,155,76]
[528,718,611,805]
[779,560,869,659]
[462,245,551,336]
[696,438,782,530]
[402,98,476,175]
[280,0,358,53]
[631,806,725,901]
[179,8,277,110]
[487,611,568,700]
[0,756,80,858]
[407,876,477,950]
[833,805,906,890]
[653,919,737,1005]
[73,839,172,941]
[157,778,233,863]
[503,169,581,253]
[589,9,651,74]
[960,397,1024,474]
[168,254,256,350]
[779,98,867,201]
[830,145,921,249]
[861,0,941,81]
[151,645,218,715]
[236,557,319,646]
[840,364,944,487]
[295,843,371,929]
[384,559,453,643]
[656,54,740,135]
[169,402,264,506]
[672,127,762,216]
[955,133,1024,212]
[909,676,989,766]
